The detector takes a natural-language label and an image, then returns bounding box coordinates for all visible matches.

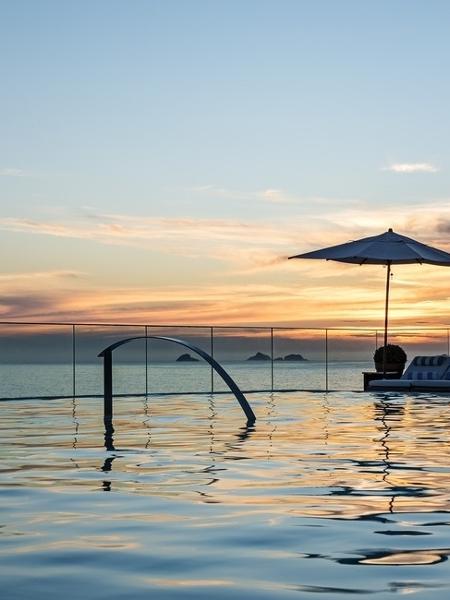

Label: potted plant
[374,344,407,374]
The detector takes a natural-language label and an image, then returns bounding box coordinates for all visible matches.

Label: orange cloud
[2,265,450,333]
[2,207,450,335]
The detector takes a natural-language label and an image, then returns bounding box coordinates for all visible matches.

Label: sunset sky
[2,1,450,330]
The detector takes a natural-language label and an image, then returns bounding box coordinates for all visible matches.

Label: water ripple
[2,392,450,598]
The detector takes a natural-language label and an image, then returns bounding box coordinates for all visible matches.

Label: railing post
[103,349,113,420]
[447,329,449,355]
[72,324,76,397]
[104,420,115,451]
[325,329,328,393]
[145,325,148,396]
[210,327,214,394]
[270,327,274,392]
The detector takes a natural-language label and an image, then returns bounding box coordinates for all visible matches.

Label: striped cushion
[413,355,446,367]
[407,370,441,380]
[402,355,450,382]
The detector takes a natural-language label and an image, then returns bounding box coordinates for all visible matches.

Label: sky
[2,0,450,332]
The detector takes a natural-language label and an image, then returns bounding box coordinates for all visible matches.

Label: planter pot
[375,362,405,374]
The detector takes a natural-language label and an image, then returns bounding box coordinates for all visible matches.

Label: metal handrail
[4,319,450,331]
[98,336,256,423]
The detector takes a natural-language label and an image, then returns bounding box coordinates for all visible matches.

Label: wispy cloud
[187,184,354,205]
[2,203,450,330]
[4,269,450,330]
[261,188,285,202]
[0,210,358,281]
[188,184,294,202]
[0,167,28,177]
[0,215,293,245]
[0,270,84,283]
[0,279,383,325]
[4,199,450,292]
[0,281,302,323]
[383,163,439,173]
[0,214,303,276]
[5,202,450,277]
[4,197,450,255]
[188,184,247,199]
[324,198,450,246]
[2,207,450,327]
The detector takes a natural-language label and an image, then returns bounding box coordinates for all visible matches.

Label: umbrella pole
[382,261,391,374]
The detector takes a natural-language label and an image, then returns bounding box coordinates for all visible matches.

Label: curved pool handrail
[98,335,256,423]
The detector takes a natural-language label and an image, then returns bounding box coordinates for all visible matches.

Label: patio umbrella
[289,228,450,367]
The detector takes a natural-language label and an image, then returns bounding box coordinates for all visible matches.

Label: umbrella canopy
[289,228,450,369]
[289,228,450,266]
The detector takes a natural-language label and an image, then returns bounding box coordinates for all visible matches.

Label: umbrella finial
[388,227,393,232]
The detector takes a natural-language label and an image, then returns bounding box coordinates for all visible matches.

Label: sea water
[1,390,450,599]
[0,361,374,398]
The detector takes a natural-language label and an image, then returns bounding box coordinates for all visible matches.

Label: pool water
[2,391,450,599]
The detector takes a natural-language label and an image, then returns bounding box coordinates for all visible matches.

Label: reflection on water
[2,391,450,598]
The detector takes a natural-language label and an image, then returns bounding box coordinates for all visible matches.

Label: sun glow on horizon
[2,259,450,336]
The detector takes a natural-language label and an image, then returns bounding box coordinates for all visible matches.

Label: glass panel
[74,324,146,396]
[326,329,376,391]
[0,323,73,398]
[273,328,326,391]
[144,326,211,394]
[212,327,272,392]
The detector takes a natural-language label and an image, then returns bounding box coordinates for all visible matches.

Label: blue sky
[2,1,450,327]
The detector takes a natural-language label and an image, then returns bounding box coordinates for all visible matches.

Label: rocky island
[176,353,199,362]
[283,354,307,362]
[247,352,271,361]
[247,353,308,362]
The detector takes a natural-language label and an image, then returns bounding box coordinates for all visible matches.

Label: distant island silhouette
[247,352,271,361]
[176,353,199,362]
[283,353,307,362]
[247,352,307,362]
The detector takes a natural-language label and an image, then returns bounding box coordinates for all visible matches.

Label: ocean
[0,360,374,399]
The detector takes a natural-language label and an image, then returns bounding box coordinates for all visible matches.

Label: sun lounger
[368,355,450,391]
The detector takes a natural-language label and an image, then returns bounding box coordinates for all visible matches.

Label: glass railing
[1,321,449,398]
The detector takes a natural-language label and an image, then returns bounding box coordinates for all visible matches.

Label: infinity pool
[1,391,450,598]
